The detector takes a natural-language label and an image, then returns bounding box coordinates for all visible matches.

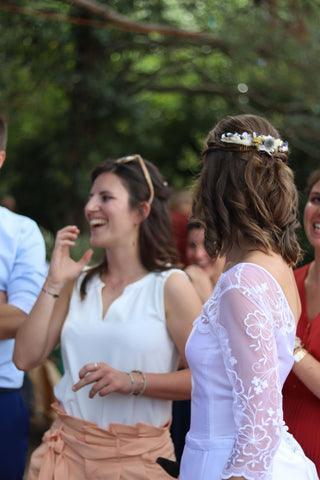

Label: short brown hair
[0,117,7,151]
[193,114,301,266]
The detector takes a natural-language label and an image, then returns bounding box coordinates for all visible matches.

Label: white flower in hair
[221,131,288,156]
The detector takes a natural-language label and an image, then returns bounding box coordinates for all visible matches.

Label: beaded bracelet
[127,372,135,394]
[131,370,147,396]
[127,370,147,395]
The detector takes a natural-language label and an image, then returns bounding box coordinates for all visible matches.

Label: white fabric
[180,263,318,480]
[0,207,46,388]
[54,269,184,430]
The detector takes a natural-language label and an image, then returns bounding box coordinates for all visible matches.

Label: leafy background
[0,0,319,263]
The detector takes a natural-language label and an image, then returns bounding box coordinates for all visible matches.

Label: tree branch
[63,0,232,55]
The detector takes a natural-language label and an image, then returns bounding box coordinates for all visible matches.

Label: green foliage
[0,0,319,249]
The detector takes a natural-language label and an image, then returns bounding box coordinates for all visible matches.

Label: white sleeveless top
[54,269,184,430]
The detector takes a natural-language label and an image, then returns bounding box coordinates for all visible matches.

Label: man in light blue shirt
[0,117,46,479]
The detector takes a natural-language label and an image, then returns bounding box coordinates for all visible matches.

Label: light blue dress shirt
[0,206,46,388]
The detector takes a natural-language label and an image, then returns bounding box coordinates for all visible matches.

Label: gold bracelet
[42,287,59,298]
[294,348,308,363]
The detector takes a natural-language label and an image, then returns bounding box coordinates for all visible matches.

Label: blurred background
[0,0,318,262]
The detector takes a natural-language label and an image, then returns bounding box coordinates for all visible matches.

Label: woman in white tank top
[14,155,202,480]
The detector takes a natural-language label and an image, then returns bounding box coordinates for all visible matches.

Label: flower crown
[220,131,288,156]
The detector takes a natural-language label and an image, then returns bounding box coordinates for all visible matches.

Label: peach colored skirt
[28,403,176,480]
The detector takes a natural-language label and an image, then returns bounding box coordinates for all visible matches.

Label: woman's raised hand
[46,225,93,290]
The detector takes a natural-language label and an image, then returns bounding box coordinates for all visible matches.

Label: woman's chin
[89,236,105,249]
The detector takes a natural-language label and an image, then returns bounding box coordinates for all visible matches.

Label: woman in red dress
[283,169,320,477]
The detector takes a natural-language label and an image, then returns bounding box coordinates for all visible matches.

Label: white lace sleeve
[217,267,284,480]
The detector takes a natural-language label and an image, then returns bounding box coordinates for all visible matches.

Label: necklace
[107,278,125,293]
[104,270,146,293]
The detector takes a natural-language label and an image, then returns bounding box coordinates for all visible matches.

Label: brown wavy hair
[80,156,180,298]
[192,114,301,266]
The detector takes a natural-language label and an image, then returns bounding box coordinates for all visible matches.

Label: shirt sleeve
[7,219,46,314]
[218,278,283,480]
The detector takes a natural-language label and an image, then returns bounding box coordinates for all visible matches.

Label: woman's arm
[184,264,213,304]
[292,349,320,398]
[72,271,203,400]
[217,266,284,480]
[13,226,93,371]
[13,281,72,371]
[163,271,203,368]
[72,363,193,400]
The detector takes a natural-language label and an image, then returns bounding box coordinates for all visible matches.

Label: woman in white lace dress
[180,114,319,480]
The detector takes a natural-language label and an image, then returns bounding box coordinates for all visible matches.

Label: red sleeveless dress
[283,263,320,477]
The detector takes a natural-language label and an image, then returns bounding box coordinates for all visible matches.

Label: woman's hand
[72,362,133,398]
[46,225,93,290]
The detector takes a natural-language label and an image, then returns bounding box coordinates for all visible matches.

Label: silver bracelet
[131,370,147,396]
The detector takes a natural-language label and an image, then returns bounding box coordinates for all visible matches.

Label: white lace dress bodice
[180,263,318,480]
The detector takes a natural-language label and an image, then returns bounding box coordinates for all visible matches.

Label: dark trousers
[170,399,191,462]
[0,389,30,480]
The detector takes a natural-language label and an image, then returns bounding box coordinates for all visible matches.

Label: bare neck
[103,248,147,284]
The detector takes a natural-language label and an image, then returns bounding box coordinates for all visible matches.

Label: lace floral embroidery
[209,264,295,480]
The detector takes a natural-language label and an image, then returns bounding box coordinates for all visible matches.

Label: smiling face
[186,227,212,271]
[304,179,320,250]
[186,225,225,285]
[84,172,142,250]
